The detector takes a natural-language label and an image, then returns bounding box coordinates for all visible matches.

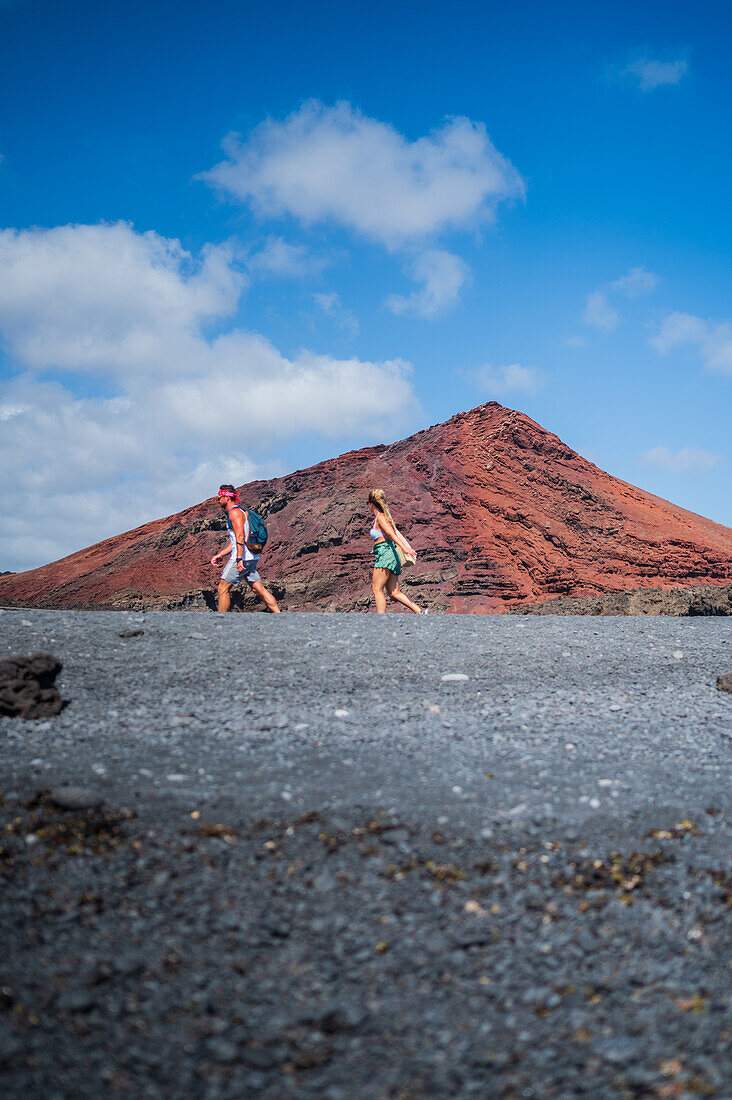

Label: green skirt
[373,540,401,576]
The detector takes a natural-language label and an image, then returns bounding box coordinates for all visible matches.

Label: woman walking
[368,488,423,614]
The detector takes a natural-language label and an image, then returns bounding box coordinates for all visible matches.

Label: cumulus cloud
[0,222,244,375]
[202,100,524,249]
[312,291,358,335]
[0,223,417,570]
[641,446,720,474]
[0,374,264,567]
[584,266,658,330]
[246,236,328,279]
[650,311,732,376]
[622,57,688,91]
[467,363,544,397]
[154,335,411,440]
[385,250,469,319]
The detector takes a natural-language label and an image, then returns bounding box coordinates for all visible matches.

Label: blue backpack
[244,509,268,553]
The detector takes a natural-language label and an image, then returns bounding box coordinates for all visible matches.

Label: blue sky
[0,0,730,569]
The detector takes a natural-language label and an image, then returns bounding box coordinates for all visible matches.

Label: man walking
[211,485,281,613]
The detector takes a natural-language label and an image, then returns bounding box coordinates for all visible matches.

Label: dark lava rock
[515,582,732,616]
[118,629,144,638]
[56,989,95,1013]
[49,787,104,812]
[716,673,732,694]
[0,652,66,719]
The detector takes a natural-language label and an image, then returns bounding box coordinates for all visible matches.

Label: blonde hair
[368,488,396,531]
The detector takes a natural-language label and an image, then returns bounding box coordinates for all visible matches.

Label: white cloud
[651,311,732,376]
[247,236,328,279]
[650,311,708,352]
[202,99,524,249]
[468,363,544,397]
[622,57,688,91]
[312,291,358,335]
[641,446,720,474]
[563,335,586,348]
[610,266,658,298]
[0,401,30,420]
[584,266,658,329]
[154,335,411,441]
[385,250,469,319]
[0,222,244,375]
[0,223,418,570]
[584,290,619,330]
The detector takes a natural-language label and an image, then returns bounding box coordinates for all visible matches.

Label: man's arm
[210,538,232,565]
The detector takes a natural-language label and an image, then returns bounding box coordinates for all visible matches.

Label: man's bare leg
[250,580,281,612]
[217,579,233,613]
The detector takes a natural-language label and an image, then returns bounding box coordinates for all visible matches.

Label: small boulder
[0,652,66,719]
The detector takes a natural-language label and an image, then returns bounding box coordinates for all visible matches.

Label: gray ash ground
[1,609,730,1099]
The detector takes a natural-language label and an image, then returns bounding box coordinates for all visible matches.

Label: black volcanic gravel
[0,609,730,1099]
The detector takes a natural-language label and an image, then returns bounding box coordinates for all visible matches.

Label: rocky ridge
[514,581,732,616]
[2,402,732,613]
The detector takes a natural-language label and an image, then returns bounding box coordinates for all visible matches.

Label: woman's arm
[376,515,415,556]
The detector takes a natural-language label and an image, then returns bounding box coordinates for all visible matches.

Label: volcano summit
[3,403,732,613]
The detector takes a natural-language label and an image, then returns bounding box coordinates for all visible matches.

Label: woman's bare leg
[372,568,390,613]
[385,574,422,613]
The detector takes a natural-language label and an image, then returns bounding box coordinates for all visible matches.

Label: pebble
[241,1047,280,1070]
[0,1025,22,1064]
[56,989,95,1013]
[49,786,103,811]
[441,674,469,682]
[205,1038,239,1063]
[592,1037,642,1063]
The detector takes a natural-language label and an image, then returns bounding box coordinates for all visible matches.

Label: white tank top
[227,506,258,561]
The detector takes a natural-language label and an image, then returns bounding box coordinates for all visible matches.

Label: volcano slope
[3,402,732,613]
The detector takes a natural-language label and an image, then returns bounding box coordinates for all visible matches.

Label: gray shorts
[221,557,261,586]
